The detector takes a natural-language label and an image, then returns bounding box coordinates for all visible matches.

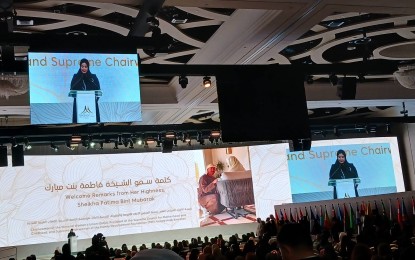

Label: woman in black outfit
[329,149,359,199]
[70,58,101,123]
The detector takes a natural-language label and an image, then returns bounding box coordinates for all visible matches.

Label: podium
[69,90,102,123]
[328,178,360,199]
[69,236,78,254]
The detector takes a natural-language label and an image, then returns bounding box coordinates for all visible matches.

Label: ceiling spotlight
[151,26,161,37]
[50,143,58,152]
[146,137,155,144]
[66,140,76,151]
[210,130,221,138]
[358,73,365,82]
[137,138,143,145]
[71,135,81,146]
[179,75,188,89]
[146,16,159,27]
[306,75,314,84]
[11,138,17,147]
[197,132,205,145]
[24,138,32,150]
[203,76,211,88]
[329,73,338,86]
[165,131,176,139]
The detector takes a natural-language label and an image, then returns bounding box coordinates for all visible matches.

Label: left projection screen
[29,52,142,124]
[0,151,203,247]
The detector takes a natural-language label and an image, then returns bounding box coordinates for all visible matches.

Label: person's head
[206,164,216,176]
[130,249,182,260]
[70,229,73,232]
[79,58,89,74]
[277,223,313,260]
[336,149,347,164]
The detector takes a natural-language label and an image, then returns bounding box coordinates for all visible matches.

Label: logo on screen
[81,106,93,114]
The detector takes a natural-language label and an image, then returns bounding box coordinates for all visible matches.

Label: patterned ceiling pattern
[1,0,415,129]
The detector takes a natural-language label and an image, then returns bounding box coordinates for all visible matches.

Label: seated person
[198,164,225,215]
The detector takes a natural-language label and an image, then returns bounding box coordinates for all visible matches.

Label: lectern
[69,90,102,123]
[69,235,78,254]
[328,178,360,199]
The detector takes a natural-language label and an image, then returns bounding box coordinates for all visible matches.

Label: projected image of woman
[70,58,101,123]
[329,149,359,199]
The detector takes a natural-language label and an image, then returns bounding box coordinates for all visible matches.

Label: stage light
[50,143,58,152]
[137,138,143,145]
[146,137,155,144]
[165,131,176,139]
[11,138,17,147]
[210,130,221,138]
[306,75,314,84]
[203,76,211,88]
[197,132,205,145]
[179,75,188,89]
[88,136,96,149]
[24,138,32,150]
[66,140,76,150]
[146,16,159,27]
[329,73,338,86]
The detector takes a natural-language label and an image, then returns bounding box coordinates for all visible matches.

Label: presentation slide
[249,137,405,218]
[29,52,142,124]
[0,152,203,247]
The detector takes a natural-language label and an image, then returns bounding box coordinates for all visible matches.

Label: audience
[15,209,415,260]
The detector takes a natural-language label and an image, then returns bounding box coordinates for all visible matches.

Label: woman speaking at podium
[70,58,101,123]
[329,149,359,199]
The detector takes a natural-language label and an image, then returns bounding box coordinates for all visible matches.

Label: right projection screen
[249,136,405,218]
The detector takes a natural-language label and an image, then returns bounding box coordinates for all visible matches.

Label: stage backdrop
[0,137,405,247]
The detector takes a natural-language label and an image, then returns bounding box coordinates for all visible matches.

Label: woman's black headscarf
[78,58,92,76]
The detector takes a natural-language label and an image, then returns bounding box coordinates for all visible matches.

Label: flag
[275,210,279,222]
[343,203,349,232]
[310,206,315,221]
[279,209,284,222]
[331,204,337,219]
[389,198,393,222]
[381,199,387,216]
[299,207,304,220]
[349,203,356,232]
[397,198,402,227]
[324,206,331,230]
[366,201,372,216]
[355,202,361,234]
[283,208,288,222]
[289,208,295,222]
[374,200,379,214]
[402,198,408,224]
[309,206,315,233]
[320,205,324,227]
[337,203,343,222]
[295,208,300,222]
[412,197,415,216]
[360,201,366,217]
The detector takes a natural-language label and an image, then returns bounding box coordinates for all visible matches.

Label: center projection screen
[28,52,142,124]
[0,137,405,247]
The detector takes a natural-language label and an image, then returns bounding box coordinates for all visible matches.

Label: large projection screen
[28,52,142,124]
[0,137,405,247]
